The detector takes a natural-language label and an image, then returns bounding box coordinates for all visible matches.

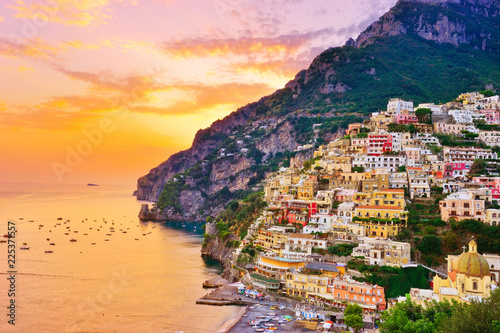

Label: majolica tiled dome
[457,239,490,277]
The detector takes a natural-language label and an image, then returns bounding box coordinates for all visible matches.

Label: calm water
[0,183,237,332]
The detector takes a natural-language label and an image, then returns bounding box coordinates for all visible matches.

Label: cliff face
[201,236,237,279]
[136,103,258,201]
[137,0,500,221]
[355,0,500,51]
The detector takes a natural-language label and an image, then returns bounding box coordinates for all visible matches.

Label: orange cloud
[159,29,332,59]
[230,59,305,78]
[54,67,165,101]
[0,37,61,60]
[131,82,273,116]
[8,0,137,27]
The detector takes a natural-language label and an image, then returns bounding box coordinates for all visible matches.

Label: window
[473,281,478,290]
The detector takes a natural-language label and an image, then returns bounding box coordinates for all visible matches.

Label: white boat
[20,246,30,250]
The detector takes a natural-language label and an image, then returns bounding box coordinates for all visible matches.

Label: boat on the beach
[3,234,12,238]
[49,243,55,245]
[20,246,30,250]
[70,239,77,242]
[45,250,53,253]
[0,240,7,243]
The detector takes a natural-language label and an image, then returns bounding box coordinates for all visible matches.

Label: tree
[480,89,495,97]
[353,166,365,173]
[415,108,432,124]
[417,235,443,255]
[469,159,487,176]
[397,165,407,172]
[437,288,500,333]
[344,303,364,333]
[345,303,363,317]
[344,314,364,333]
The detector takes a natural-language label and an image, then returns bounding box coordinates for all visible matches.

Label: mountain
[136,0,500,221]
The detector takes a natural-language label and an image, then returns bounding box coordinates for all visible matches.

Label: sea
[0,183,238,333]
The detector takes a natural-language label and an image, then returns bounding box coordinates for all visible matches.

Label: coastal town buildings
[229,92,500,314]
[352,237,411,267]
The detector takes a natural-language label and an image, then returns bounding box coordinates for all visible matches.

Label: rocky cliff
[201,236,238,279]
[355,0,500,51]
[137,0,500,221]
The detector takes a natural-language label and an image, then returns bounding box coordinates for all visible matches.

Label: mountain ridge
[136,0,500,221]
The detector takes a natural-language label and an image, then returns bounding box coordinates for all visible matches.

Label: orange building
[330,276,386,311]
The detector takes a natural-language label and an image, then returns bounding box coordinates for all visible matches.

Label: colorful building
[331,276,386,311]
[439,191,485,222]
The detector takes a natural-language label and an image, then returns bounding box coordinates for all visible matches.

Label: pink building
[472,176,500,200]
[444,163,469,178]
[479,109,500,125]
[395,114,418,124]
[367,133,393,156]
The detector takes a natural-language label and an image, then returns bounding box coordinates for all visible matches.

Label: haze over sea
[0,183,238,332]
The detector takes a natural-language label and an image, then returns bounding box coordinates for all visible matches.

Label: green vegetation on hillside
[380,288,500,333]
[347,261,431,299]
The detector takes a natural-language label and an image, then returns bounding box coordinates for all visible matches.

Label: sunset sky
[0,0,396,185]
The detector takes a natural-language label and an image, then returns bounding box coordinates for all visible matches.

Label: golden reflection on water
[0,184,237,332]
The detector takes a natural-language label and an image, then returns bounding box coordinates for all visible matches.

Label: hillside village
[205,91,500,318]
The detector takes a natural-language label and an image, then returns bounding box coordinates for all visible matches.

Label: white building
[283,233,328,259]
[387,98,413,115]
[305,214,338,234]
[352,237,411,267]
[443,147,497,164]
[364,155,406,172]
[479,131,500,147]
[390,172,408,189]
[415,133,441,146]
[409,176,431,199]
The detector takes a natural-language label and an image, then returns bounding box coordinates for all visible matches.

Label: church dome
[457,239,490,277]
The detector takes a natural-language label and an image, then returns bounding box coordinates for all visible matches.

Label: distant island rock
[87,183,99,186]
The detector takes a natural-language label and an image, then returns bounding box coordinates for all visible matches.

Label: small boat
[57,217,63,220]
[28,220,34,222]
[64,233,69,235]
[87,183,99,186]
[45,250,53,253]
[134,238,139,241]
[19,218,24,220]
[3,234,12,238]
[0,240,7,243]
[104,239,109,241]
[23,242,27,245]
[20,246,30,250]
[49,243,55,245]
[91,243,96,245]
[70,239,77,242]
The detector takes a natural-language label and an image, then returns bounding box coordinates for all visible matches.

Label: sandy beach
[217,306,249,333]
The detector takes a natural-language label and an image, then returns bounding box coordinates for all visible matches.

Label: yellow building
[255,229,288,254]
[255,256,305,282]
[370,189,405,208]
[285,262,342,299]
[354,205,406,221]
[432,238,492,303]
[356,219,405,238]
[298,179,316,201]
[285,271,330,299]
